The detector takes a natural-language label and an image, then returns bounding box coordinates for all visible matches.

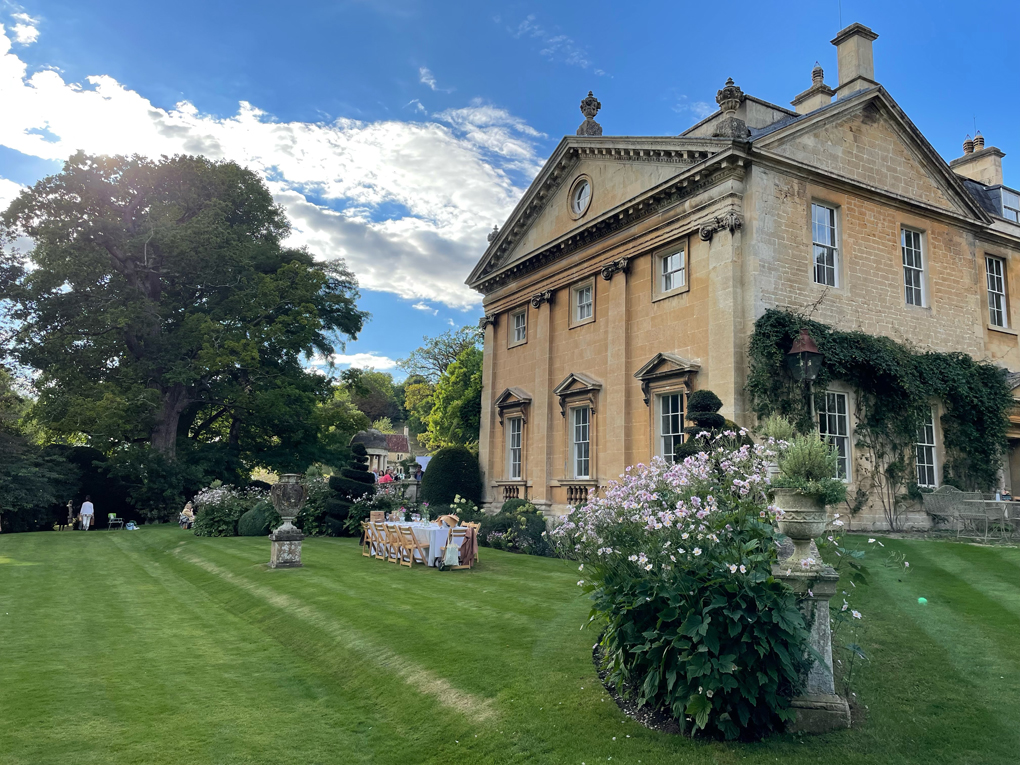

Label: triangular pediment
[753,89,989,221]
[494,386,532,407]
[553,372,602,397]
[634,352,702,380]
[466,136,726,290]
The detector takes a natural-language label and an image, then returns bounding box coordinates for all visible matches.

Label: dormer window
[1003,188,1020,223]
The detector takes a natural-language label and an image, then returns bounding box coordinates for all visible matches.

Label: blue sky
[1,0,1018,378]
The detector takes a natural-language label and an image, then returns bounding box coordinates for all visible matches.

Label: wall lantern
[785,328,823,382]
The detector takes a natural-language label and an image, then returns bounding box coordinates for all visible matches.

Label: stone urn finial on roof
[576,90,603,136]
[486,224,499,243]
[712,77,750,140]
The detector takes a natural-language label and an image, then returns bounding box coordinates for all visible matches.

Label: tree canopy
[0,152,367,471]
[399,326,480,383]
[421,345,482,450]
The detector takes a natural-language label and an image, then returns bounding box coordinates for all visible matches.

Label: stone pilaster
[704,212,745,424]
[530,294,553,512]
[603,264,629,482]
[478,315,497,509]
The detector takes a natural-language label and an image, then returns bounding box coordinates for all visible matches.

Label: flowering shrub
[553,434,809,740]
[193,484,266,537]
[480,502,552,556]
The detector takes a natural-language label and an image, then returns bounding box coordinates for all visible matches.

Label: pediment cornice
[468,142,748,295]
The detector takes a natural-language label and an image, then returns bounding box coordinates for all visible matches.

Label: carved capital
[478,313,497,330]
[600,257,630,281]
[530,290,553,309]
[699,212,743,241]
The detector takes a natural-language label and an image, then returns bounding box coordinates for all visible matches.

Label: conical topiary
[325,443,376,533]
[673,389,727,461]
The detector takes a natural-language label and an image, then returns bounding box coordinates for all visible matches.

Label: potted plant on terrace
[771,431,846,566]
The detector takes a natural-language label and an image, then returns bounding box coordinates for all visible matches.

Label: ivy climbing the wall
[747,309,1013,528]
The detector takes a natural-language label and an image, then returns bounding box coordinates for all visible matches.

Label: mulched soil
[592,643,683,735]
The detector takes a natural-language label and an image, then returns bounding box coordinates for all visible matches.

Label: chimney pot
[963,135,974,154]
[974,132,985,151]
[811,62,824,85]
[831,22,879,98]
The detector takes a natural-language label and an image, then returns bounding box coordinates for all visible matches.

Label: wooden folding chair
[399,525,430,567]
[465,522,481,561]
[440,527,472,571]
[384,524,403,564]
[396,525,417,568]
[372,522,393,562]
[361,522,373,557]
[370,510,385,523]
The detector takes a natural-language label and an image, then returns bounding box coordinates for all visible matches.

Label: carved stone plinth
[773,561,851,734]
[269,523,304,568]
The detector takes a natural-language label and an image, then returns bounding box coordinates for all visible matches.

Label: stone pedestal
[269,522,304,568]
[774,558,851,734]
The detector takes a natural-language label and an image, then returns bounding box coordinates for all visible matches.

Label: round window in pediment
[569,175,592,218]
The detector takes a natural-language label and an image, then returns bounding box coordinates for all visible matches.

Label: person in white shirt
[80,496,95,531]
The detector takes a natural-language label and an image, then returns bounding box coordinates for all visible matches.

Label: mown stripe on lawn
[168,545,497,723]
[920,543,1020,623]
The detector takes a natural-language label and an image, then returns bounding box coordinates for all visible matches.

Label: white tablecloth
[382,522,450,566]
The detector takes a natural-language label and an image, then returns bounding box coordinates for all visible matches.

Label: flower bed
[552,434,810,740]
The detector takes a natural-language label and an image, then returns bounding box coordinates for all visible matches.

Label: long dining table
[380,521,477,567]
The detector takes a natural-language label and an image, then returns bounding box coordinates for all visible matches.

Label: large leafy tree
[399,326,480,383]
[1,152,367,462]
[421,345,482,450]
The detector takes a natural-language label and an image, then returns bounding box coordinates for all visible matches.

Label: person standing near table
[80,496,95,531]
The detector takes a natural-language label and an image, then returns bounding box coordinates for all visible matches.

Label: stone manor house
[466,23,1020,527]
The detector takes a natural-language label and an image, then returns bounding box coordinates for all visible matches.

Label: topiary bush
[237,500,280,536]
[553,440,809,740]
[323,443,376,534]
[674,389,726,461]
[420,446,482,506]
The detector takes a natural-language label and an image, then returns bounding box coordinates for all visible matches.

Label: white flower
[851,610,862,620]
[739,565,746,574]
[577,580,584,586]
[578,564,584,571]
[832,519,845,526]
[868,538,876,543]
[904,561,910,568]
[729,564,738,573]
[706,690,714,698]
[693,547,702,556]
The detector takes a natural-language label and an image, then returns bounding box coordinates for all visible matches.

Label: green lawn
[1,528,1018,764]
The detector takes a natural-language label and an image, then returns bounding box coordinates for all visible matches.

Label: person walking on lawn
[80,496,95,531]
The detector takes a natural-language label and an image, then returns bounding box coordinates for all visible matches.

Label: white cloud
[419,66,438,90]
[9,13,39,45]
[321,352,399,370]
[0,176,23,211]
[507,14,605,75]
[673,95,715,121]
[0,26,544,309]
[412,301,438,315]
[405,98,427,115]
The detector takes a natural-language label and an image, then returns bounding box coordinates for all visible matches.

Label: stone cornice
[470,147,748,295]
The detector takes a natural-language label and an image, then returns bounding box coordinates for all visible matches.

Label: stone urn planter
[269,474,308,569]
[772,487,827,567]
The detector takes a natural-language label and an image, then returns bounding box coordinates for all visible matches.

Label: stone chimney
[791,62,835,115]
[951,132,1005,186]
[831,23,879,98]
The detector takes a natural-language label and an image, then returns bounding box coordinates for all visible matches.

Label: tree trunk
[151,383,192,459]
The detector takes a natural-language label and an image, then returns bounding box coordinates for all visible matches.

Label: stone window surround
[632,353,699,460]
[982,250,1013,333]
[655,389,686,462]
[569,276,596,329]
[553,372,601,482]
[651,236,691,303]
[508,305,528,348]
[506,415,524,481]
[814,384,854,483]
[900,224,928,309]
[495,387,532,483]
[805,188,846,291]
[915,404,939,489]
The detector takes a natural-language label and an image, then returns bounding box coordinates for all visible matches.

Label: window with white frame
[818,391,850,480]
[573,282,593,323]
[986,256,1007,328]
[915,410,937,488]
[507,416,523,480]
[658,392,684,463]
[572,406,590,479]
[510,308,527,346]
[1002,189,1020,223]
[659,248,686,293]
[811,203,838,287]
[902,228,925,306]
